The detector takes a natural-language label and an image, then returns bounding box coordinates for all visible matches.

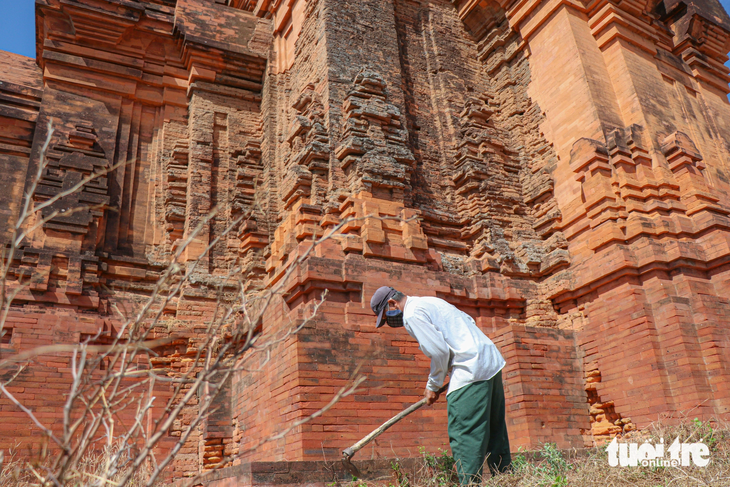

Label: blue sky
[0,0,729,81]
[0,0,36,59]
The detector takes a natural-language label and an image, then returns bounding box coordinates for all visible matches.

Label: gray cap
[370,286,396,328]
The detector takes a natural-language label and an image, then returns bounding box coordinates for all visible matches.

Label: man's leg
[447,380,491,485]
[485,370,511,474]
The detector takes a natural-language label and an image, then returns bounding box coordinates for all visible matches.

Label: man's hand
[425,388,440,406]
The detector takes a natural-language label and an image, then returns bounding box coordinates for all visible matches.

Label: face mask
[385,309,404,328]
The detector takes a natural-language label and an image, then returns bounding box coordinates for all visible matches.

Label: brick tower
[1,0,730,484]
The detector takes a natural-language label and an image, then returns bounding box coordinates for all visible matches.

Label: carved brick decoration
[336,69,417,197]
[1,0,730,484]
[283,84,330,208]
[165,140,190,243]
[37,122,110,235]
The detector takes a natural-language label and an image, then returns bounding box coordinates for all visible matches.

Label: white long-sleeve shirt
[402,296,505,395]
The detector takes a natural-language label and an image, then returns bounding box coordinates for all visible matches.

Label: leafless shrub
[0,119,403,486]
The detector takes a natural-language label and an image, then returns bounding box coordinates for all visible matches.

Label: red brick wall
[494,325,588,450]
[0,309,176,459]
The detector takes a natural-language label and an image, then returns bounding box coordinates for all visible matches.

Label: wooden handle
[342,384,448,459]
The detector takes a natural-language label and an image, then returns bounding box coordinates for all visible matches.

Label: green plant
[692,418,720,451]
[511,446,528,473]
[522,443,571,487]
[418,448,456,486]
[391,460,410,487]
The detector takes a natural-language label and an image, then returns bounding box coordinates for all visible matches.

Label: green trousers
[447,371,511,485]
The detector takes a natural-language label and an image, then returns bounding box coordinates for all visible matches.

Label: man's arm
[406,310,450,399]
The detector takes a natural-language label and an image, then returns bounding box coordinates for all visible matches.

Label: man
[370,286,511,484]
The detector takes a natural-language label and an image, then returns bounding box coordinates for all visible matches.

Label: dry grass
[0,444,153,487]
[4,419,728,486]
[350,417,730,487]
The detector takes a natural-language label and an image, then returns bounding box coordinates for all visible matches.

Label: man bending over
[370,286,511,484]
